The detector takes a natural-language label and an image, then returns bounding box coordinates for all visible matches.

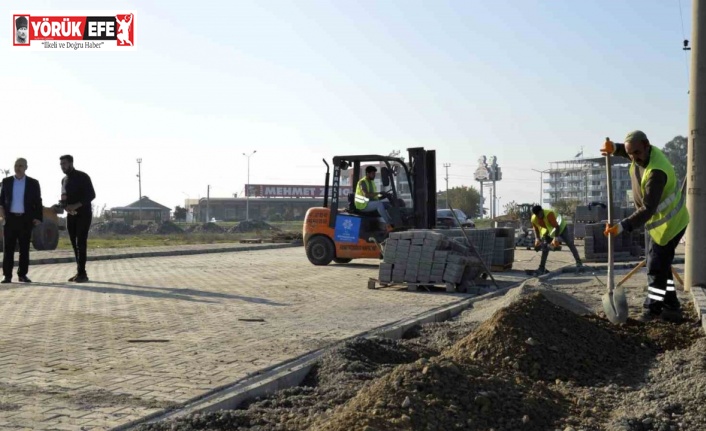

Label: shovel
[601,145,629,324]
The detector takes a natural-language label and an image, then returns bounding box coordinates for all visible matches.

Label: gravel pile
[135,290,705,431]
[229,221,280,233]
[144,221,184,235]
[89,221,133,234]
[185,223,226,233]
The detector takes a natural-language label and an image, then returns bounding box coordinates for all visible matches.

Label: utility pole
[243,151,257,221]
[206,185,210,222]
[478,180,484,219]
[443,163,450,209]
[686,0,706,290]
[136,158,142,224]
[531,169,546,205]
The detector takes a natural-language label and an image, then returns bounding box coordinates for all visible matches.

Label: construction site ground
[0,241,700,430]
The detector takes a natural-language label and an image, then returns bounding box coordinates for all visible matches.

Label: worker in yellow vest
[602,131,689,322]
[354,166,393,230]
[529,205,583,276]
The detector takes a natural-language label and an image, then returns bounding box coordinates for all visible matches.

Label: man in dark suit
[0,158,43,283]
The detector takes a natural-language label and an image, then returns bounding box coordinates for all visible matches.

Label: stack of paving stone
[378,230,488,288]
[491,227,515,271]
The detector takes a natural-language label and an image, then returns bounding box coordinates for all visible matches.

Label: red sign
[245,184,352,198]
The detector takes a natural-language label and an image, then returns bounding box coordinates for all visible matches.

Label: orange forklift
[303,147,437,265]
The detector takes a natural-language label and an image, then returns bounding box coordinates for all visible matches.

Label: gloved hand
[604,222,623,237]
[534,239,542,248]
[550,238,561,248]
[601,137,615,156]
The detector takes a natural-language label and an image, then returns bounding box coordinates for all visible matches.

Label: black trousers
[643,228,686,312]
[539,227,582,270]
[2,213,33,278]
[67,211,92,276]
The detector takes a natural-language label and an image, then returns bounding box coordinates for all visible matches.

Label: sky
[0,0,693,215]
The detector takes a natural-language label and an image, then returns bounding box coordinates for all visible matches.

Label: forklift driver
[355,166,394,231]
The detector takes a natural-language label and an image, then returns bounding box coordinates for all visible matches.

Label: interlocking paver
[0,247,467,430]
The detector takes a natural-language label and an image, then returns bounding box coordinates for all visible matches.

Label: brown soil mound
[315,357,567,431]
[186,222,225,233]
[446,291,653,385]
[229,221,280,233]
[144,221,184,235]
[90,221,133,234]
[136,290,704,431]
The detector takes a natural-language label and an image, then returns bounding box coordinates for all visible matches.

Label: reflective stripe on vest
[355,178,376,210]
[630,147,689,246]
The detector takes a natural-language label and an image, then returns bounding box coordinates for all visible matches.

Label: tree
[551,199,581,221]
[662,136,687,185]
[503,200,520,219]
[174,205,187,221]
[439,186,481,218]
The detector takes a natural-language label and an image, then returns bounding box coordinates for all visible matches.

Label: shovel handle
[605,150,615,292]
[617,259,646,287]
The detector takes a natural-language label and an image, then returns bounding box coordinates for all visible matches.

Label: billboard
[245,184,353,198]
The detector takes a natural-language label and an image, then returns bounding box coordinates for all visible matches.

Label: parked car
[436,209,475,228]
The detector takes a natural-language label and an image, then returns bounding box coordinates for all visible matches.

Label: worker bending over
[530,205,583,275]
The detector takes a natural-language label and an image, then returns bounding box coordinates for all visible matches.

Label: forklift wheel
[306,236,335,266]
[333,258,352,264]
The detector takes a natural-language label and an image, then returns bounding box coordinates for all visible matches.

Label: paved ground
[0,247,479,431]
[0,239,669,431]
[15,243,293,265]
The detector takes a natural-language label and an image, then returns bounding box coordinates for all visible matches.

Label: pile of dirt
[135,338,431,431]
[447,292,653,385]
[136,290,705,431]
[185,222,225,233]
[229,221,280,233]
[89,221,133,234]
[144,221,184,235]
[317,356,566,431]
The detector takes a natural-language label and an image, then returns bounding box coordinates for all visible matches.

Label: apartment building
[543,157,632,207]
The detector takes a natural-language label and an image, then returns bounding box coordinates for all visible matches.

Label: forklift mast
[407,147,436,230]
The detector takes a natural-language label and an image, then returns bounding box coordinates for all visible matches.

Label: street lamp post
[136,158,142,224]
[531,169,548,205]
[243,150,257,221]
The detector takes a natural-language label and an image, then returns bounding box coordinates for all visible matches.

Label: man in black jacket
[60,155,96,283]
[0,158,43,283]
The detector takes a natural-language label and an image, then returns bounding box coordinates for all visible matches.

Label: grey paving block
[413,231,428,239]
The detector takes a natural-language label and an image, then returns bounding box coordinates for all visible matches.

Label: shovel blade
[602,285,629,324]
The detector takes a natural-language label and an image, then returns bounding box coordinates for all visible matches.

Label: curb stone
[114,277,530,430]
[690,286,706,335]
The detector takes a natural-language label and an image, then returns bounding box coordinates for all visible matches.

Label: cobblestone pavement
[0,247,476,430]
[0,239,663,430]
[16,242,293,265]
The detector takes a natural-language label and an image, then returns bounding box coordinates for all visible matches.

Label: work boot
[575,261,585,273]
[661,302,683,323]
[68,274,79,282]
[530,267,550,277]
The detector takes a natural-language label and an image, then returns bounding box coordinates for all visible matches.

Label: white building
[543,157,632,207]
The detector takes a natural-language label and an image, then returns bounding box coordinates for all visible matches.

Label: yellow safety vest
[630,147,689,246]
[531,209,566,238]
[355,178,377,210]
